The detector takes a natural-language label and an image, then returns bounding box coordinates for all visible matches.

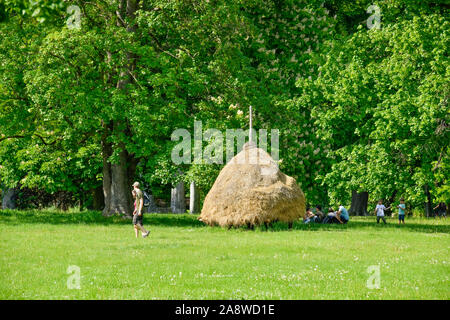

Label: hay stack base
[199,143,305,228]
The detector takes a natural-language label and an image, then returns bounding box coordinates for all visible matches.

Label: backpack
[143,191,151,207]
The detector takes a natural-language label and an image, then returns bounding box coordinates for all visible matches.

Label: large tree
[0,0,269,214]
[1,0,448,214]
[298,7,449,210]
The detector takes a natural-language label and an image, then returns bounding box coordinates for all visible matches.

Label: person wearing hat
[132,182,150,238]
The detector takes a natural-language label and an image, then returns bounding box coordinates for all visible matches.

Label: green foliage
[301,12,449,205]
[0,0,448,209]
[184,162,221,193]
[1,0,66,23]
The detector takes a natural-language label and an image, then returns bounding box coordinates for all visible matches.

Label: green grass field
[0,210,448,300]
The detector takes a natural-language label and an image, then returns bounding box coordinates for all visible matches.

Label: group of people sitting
[303,205,350,224]
[304,198,446,225]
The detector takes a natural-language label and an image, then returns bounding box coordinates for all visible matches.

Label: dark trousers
[323,216,341,224]
[377,216,386,224]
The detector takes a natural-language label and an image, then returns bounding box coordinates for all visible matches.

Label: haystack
[199,142,306,227]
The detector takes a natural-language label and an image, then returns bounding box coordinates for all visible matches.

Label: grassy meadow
[0,209,448,299]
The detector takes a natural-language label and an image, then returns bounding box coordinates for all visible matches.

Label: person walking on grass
[375,199,390,224]
[132,182,150,238]
[397,198,406,224]
[131,190,139,238]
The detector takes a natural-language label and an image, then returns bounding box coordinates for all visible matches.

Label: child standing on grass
[375,200,390,224]
[397,198,406,224]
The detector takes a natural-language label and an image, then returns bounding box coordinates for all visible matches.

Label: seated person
[336,205,349,224]
[314,205,324,221]
[322,207,338,224]
[303,207,316,224]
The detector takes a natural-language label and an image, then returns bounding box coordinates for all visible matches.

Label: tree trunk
[189,181,200,214]
[171,181,186,214]
[424,185,433,217]
[101,122,135,216]
[386,189,398,216]
[98,0,143,216]
[79,192,84,211]
[101,125,113,215]
[91,185,105,211]
[55,191,71,211]
[99,0,139,217]
[102,147,135,216]
[349,190,368,216]
[110,149,133,216]
[1,188,18,210]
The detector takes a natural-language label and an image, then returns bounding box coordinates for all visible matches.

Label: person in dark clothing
[433,202,447,218]
[322,207,340,224]
[315,205,324,222]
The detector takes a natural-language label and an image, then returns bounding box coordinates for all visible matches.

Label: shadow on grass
[0,210,448,234]
[264,219,450,234]
[0,209,204,228]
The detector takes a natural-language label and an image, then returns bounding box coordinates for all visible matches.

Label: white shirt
[376,204,387,216]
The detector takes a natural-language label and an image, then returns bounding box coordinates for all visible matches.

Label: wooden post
[249,105,253,143]
[189,181,200,214]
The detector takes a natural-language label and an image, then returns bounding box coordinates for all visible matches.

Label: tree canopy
[0,0,448,213]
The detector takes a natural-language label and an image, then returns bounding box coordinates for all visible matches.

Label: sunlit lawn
[0,209,448,299]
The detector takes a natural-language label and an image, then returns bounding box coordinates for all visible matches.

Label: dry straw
[199,142,306,227]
